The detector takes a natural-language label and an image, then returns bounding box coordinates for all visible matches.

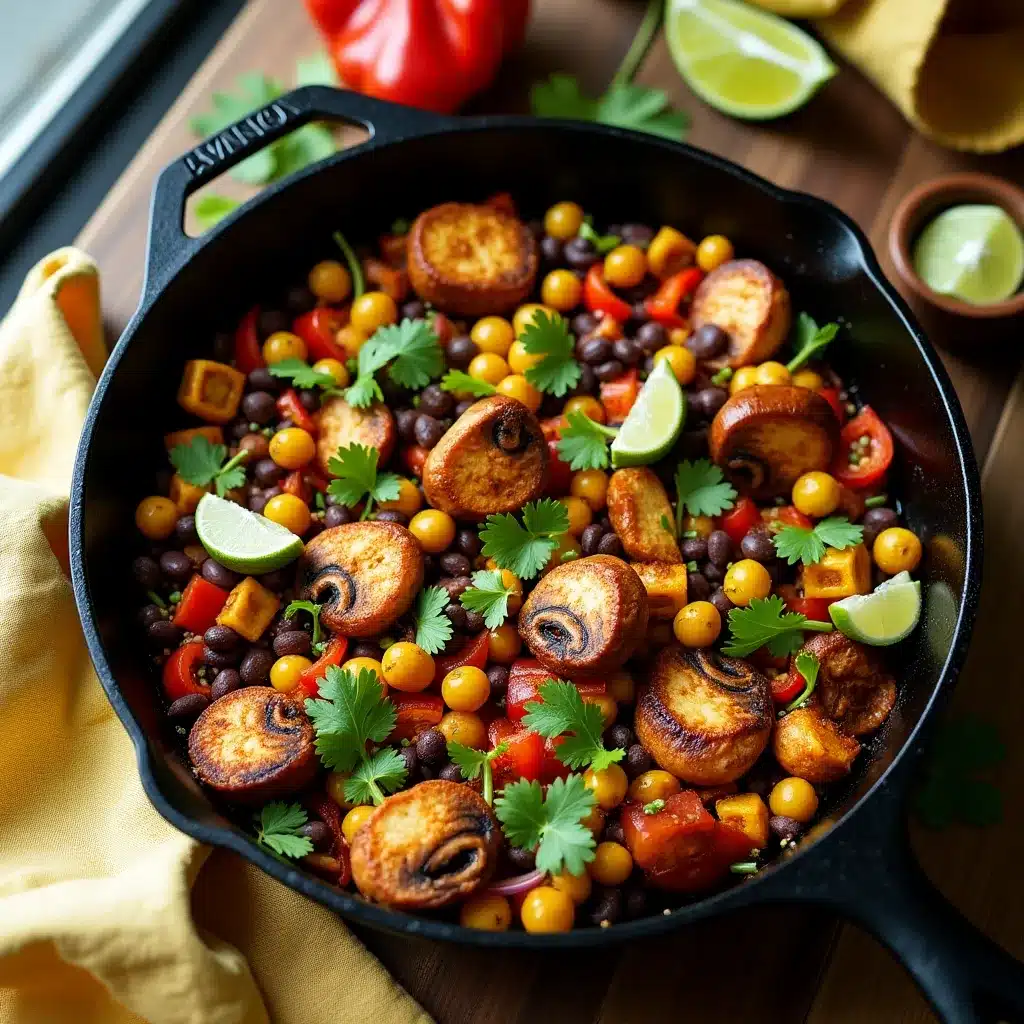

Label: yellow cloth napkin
[0,248,431,1024]
[747,0,1024,153]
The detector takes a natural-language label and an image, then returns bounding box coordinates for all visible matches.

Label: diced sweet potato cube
[632,562,688,620]
[177,359,246,424]
[164,425,224,451]
[216,577,280,641]
[170,473,211,514]
[715,792,770,849]
[801,543,871,600]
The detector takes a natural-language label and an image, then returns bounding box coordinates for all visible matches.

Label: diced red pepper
[293,636,349,699]
[162,640,209,702]
[719,496,760,544]
[832,406,894,490]
[761,505,813,533]
[364,258,409,303]
[276,388,317,434]
[770,668,805,704]
[777,583,834,623]
[172,575,229,634]
[600,368,639,426]
[505,659,606,723]
[544,437,573,497]
[292,307,347,363]
[583,264,633,322]
[281,470,311,503]
[234,306,265,374]
[391,693,444,741]
[540,736,572,784]
[303,791,352,886]
[540,416,565,442]
[430,312,455,345]
[488,718,545,785]
[433,631,489,683]
[643,267,704,329]
[819,386,847,426]
[401,444,428,478]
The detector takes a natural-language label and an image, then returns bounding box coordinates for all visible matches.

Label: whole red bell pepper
[162,641,209,702]
[583,264,633,322]
[390,692,445,741]
[172,575,229,635]
[276,389,317,434]
[644,267,704,328]
[304,0,531,115]
[234,306,264,374]
[293,636,349,699]
[292,307,347,364]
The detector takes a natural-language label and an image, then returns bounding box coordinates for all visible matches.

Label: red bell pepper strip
[583,264,633,322]
[643,267,704,329]
[172,575,229,635]
[303,792,352,886]
[292,307,347,363]
[777,583,833,624]
[718,496,760,545]
[276,389,317,434]
[234,306,265,374]
[293,636,349,700]
[488,718,545,785]
[600,368,639,426]
[832,406,894,490]
[505,659,606,723]
[770,667,806,704]
[761,505,813,533]
[390,693,444,741]
[162,641,209,702]
[433,631,489,683]
[818,386,847,426]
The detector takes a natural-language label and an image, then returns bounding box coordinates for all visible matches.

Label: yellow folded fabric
[0,249,431,1024]
[746,0,1024,153]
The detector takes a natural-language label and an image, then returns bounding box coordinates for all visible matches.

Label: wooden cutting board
[76,1,1024,1020]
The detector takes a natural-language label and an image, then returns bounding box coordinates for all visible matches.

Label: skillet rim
[69,115,983,948]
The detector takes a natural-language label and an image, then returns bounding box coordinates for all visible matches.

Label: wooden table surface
[76,1,1024,1020]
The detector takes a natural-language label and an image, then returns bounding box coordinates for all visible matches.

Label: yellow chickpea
[791,471,841,519]
[342,656,384,682]
[437,710,487,749]
[262,330,307,365]
[543,201,585,240]
[570,469,609,511]
[312,357,349,388]
[541,532,582,575]
[696,234,734,273]
[460,892,512,931]
[755,361,792,387]
[563,394,605,424]
[628,770,681,803]
[589,842,634,886]
[326,770,356,809]
[541,269,583,312]
[442,667,491,713]
[263,493,311,535]
[873,527,922,574]
[135,496,178,540]
[349,291,397,334]
[653,345,696,385]
[381,642,434,693]
[646,225,696,280]
[560,496,593,537]
[673,601,722,647]
[308,260,351,303]
[471,316,515,356]
[488,624,522,664]
[581,804,606,839]
[769,777,819,823]
[268,427,316,470]
[607,670,635,704]
[513,303,556,338]
[468,352,510,387]
[792,369,824,391]
[551,869,592,904]
[342,804,375,844]
[377,477,422,517]
[507,339,543,374]
[723,559,772,607]
[495,374,542,412]
[270,655,314,693]
[730,366,759,395]
[682,514,714,539]
[408,509,456,553]
[604,245,647,289]
[498,569,523,614]
[583,763,629,810]
[585,693,618,729]
[336,324,367,360]
[521,886,575,933]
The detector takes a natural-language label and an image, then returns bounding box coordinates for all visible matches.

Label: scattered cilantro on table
[673,459,737,533]
[284,599,323,652]
[460,570,518,629]
[412,586,453,655]
[344,319,444,408]
[522,680,625,772]
[773,517,863,566]
[518,310,582,397]
[439,370,497,398]
[326,443,401,519]
[448,740,509,805]
[479,499,570,580]
[723,595,832,659]
[269,357,337,390]
[193,193,242,230]
[557,411,618,471]
[169,435,247,497]
[786,313,839,374]
[254,801,314,859]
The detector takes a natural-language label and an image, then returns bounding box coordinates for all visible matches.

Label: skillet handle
[144,85,452,298]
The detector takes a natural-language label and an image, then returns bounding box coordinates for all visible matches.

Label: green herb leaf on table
[723,595,832,659]
[254,801,314,859]
[296,51,339,87]
[326,443,401,518]
[269,357,337,390]
[578,218,620,254]
[557,411,618,471]
[448,740,509,805]
[522,680,625,772]
[439,370,496,398]
[169,434,247,497]
[284,599,323,650]
[673,459,737,529]
[479,499,570,580]
[494,774,597,877]
[193,193,242,230]
[518,310,582,397]
[786,313,839,374]
[412,586,453,655]
[460,569,517,630]
[773,516,863,566]
[785,651,819,712]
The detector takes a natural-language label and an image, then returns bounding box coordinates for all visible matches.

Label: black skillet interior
[71,87,1020,1021]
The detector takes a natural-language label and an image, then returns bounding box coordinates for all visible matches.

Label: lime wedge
[195,493,304,574]
[610,359,686,468]
[829,571,921,646]
[665,0,836,121]
[912,204,1024,306]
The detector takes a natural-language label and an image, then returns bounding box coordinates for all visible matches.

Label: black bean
[138,604,165,628]
[540,235,564,266]
[248,492,269,514]
[257,308,291,340]
[623,886,648,920]
[273,630,312,657]
[445,604,468,631]
[703,561,724,584]
[579,337,612,365]
[446,335,478,370]
[613,338,642,366]
[620,223,654,248]
[147,620,183,648]
[440,552,472,577]
[369,510,402,527]
[401,298,427,320]
[740,530,776,562]
[504,845,536,874]
[439,575,473,602]
[257,567,293,592]
[254,457,285,487]
[174,515,198,546]
[769,815,803,843]
[247,367,279,393]
[625,743,653,779]
[454,399,475,418]
[862,507,899,547]
[710,587,733,617]
[706,530,733,567]
[597,533,624,557]
[277,420,296,432]
[419,384,454,419]
[603,820,626,845]
[438,762,464,782]
[594,360,625,383]
[687,571,711,603]
[399,745,419,781]
[298,388,320,412]
[423,554,440,581]
[285,285,315,315]
[681,537,708,562]
[628,301,650,327]
[691,387,728,420]
[635,321,668,353]
[580,523,605,555]
[210,669,241,700]
[239,649,275,686]
[608,723,634,749]
[349,641,382,661]
[564,236,599,271]
[159,551,194,585]
[394,408,419,443]
[572,364,598,396]
[589,886,623,927]
[168,693,210,721]
[204,624,240,651]
[414,414,445,449]
[456,529,482,558]
[687,323,729,360]
[598,514,612,530]
[203,646,240,669]
[464,610,486,633]
[298,820,333,852]
[486,665,509,695]
[571,311,599,337]
[132,556,162,589]
[324,505,353,528]
[227,418,251,442]
[241,391,277,425]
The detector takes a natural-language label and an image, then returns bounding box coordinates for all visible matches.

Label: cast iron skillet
[70,86,1023,1022]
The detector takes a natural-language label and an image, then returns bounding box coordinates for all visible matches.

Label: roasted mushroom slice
[772,706,861,783]
[315,394,396,478]
[709,385,840,499]
[422,396,548,519]
[297,521,423,636]
[188,687,317,803]
[606,468,681,563]
[407,202,538,316]
[635,647,773,785]
[519,555,649,675]
[350,780,501,909]
[800,632,897,736]
[690,259,791,369]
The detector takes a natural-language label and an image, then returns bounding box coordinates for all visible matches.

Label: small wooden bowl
[888,172,1024,320]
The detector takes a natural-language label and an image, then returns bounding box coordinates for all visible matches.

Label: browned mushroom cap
[709,385,840,499]
[635,647,773,785]
[350,780,501,909]
[422,396,548,520]
[315,395,395,478]
[518,554,649,676]
[297,521,423,637]
[799,632,896,736]
[772,706,861,783]
[188,687,317,803]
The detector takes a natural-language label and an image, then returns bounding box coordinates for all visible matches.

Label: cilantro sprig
[284,599,323,653]
[479,499,570,580]
[785,651,820,713]
[673,459,737,532]
[269,358,337,390]
[518,311,582,397]
[460,569,517,630]
[439,370,496,398]
[557,411,618,471]
[332,229,365,299]
[522,680,625,772]
[344,318,444,408]
[786,313,839,374]
[412,586,453,655]
[304,666,406,805]
[494,775,596,877]
[773,517,863,566]
[326,443,401,519]
[723,595,833,658]
[254,801,314,859]
[578,218,620,254]
[448,740,509,805]
[169,435,247,497]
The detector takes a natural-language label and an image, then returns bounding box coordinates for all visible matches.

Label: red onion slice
[486,869,545,895]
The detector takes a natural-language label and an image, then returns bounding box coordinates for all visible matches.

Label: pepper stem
[610,0,665,90]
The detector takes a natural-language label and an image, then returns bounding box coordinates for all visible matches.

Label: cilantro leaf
[673,459,737,524]
[284,599,322,650]
[522,680,625,772]
[773,517,863,566]
[169,435,247,497]
[413,586,453,655]
[255,801,314,859]
[326,443,401,518]
[269,357,336,390]
[460,569,516,630]
[557,411,617,470]
[480,499,570,580]
[344,319,442,404]
[786,313,840,374]
[723,595,833,659]
[193,193,241,230]
[448,740,509,805]
[518,310,581,397]
[578,218,620,254]
[344,747,408,806]
[785,651,820,712]
[495,775,596,877]
[343,333,398,408]
[440,370,496,397]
